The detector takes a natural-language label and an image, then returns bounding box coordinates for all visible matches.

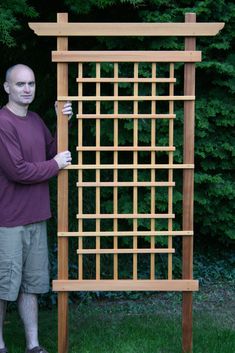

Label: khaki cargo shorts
[0,221,49,301]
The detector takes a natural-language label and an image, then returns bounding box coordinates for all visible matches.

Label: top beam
[29,22,224,37]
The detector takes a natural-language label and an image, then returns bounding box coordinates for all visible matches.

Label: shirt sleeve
[0,127,59,184]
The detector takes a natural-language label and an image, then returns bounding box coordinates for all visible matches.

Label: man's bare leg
[17,293,39,350]
[0,299,7,349]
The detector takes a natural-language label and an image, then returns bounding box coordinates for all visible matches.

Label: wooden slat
[56,13,69,353]
[168,63,175,280]
[76,213,175,219]
[95,63,101,280]
[76,78,176,83]
[58,230,193,237]
[76,146,175,151]
[78,62,84,281]
[29,22,224,36]
[52,51,201,62]
[57,19,68,277]
[66,163,194,170]
[76,248,175,254]
[182,13,196,353]
[76,181,175,187]
[113,63,119,280]
[59,95,195,101]
[76,113,176,119]
[133,63,138,280]
[183,15,196,286]
[53,279,199,292]
[150,63,156,280]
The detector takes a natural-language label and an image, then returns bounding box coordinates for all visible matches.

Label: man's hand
[55,101,73,120]
[54,151,72,169]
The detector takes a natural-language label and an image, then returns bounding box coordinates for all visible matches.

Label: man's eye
[17,83,24,87]
[29,82,35,87]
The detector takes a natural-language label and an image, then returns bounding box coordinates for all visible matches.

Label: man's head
[4,64,36,107]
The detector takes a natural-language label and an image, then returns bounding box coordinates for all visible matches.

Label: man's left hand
[55,101,73,120]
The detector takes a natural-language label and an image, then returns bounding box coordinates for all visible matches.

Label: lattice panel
[54,60,197,292]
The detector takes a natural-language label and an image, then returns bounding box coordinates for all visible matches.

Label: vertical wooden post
[182,13,196,353]
[57,13,69,353]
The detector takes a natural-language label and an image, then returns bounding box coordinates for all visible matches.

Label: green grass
[4,284,235,353]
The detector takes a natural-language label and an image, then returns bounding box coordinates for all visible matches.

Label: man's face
[4,66,36,106]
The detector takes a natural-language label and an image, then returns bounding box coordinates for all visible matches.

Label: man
[0,64,72,353]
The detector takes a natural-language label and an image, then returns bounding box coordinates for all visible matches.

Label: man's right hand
[54,151,72,169]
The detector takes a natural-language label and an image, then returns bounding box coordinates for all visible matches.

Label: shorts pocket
[0,260,12,293]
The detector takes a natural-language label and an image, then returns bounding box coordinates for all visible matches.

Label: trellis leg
[182,13,196,353]
[57,13,69,353]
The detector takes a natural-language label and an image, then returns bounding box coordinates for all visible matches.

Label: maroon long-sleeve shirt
[0,106,59,227]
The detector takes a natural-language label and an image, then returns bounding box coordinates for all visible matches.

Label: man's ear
[3,82,10,94]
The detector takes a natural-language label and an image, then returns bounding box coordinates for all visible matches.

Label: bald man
[0,64,72,353]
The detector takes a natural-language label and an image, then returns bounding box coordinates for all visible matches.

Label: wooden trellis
[29,13,224,353]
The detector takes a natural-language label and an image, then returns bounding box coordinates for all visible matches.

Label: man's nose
[24,84,30,92]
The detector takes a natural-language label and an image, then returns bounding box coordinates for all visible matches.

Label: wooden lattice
[29,13,224,353]
[54,59,198,292]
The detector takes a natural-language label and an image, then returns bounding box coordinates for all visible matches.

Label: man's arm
[0,128,71,184]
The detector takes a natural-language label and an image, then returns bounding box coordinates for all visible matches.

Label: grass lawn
[4,283,235,353]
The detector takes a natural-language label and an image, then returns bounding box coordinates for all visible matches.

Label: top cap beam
[29,22,224,37]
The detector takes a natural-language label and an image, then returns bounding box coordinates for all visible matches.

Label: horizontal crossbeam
[52,51,201,62]
[76,78,177,83]
[53,279,199,291]
[76,213,175,219]
[58,95,195,101]
[29,22,224,37]
[76,146,175,151]
[76,114,176,119]
[76,248,175,254]
[58,231,193,237]
[76,181,175,187]
[65,164,194,170]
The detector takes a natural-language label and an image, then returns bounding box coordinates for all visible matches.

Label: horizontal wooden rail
[76,213,175,219]
[76,114,176,119]
[76,78,177,83]
[76,146,175,151]
[58,230,193,237]
[65,163,194,170]
[58,95,195,101]
[52,51,201,62]
[76,248,175,254]
[53,279,199,292]
[29,22,224,36]
[30,22,224,37]
[76,181,175,187]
